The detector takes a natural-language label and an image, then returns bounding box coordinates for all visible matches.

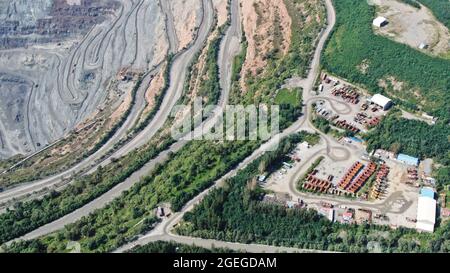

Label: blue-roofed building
[350,137,363,143]
[397,153,420,167]
[420,187,435,199]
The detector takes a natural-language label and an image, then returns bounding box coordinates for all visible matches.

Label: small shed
[418,43,429,50]
[373,16,388,27]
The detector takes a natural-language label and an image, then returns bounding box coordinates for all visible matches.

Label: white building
[418,43,429,50]
[416,196,437,233]
[373,16,388,27]
[370,94,393,110]
[319,208,335,222]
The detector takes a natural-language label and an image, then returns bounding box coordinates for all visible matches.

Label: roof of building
[371,94,392,108]
[397,153,420,166]
[422,159,433,176]
[373,16,388,26]
[416,196,436,232]
[416,221,435,233]
[419,43,429,49]
[352,137,364,143]
[420,187,435,199]
[442,208,450,217]
[343,212,353,218]
[319,208,334,221]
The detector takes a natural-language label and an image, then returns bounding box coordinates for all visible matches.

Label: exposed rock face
[0,0,176,159]
[239,0,292,90]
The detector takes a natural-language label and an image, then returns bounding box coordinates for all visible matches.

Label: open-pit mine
[0,0,201,159]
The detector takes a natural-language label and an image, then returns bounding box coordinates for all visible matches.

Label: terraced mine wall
[0,0,186,159]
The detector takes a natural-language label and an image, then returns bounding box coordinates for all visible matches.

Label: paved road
[117,235,334,253]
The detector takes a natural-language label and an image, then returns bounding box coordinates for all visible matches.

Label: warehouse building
[397,153,420,167]
[416,187,437,233]
[373,16,388,27]
[370,94,393,110]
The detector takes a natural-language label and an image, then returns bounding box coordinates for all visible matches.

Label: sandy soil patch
[370,0,450,56]
[110,88,132,124]
[239,0,292,91]
[171,0,199,51]
[213,0,229,27]
[141,68,166,119]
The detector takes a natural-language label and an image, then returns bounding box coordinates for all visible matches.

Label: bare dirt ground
[171,0,201,51]
[110,86,133,123]
[140,68,166,120]
[213,0,229,26]
[239,0,292,91]
[370,0,450,57]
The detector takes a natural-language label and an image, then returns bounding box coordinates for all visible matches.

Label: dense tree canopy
[365,112,450,165]
[127,241,235,253]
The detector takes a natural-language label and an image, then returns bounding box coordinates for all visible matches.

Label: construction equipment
[338,162,364,190]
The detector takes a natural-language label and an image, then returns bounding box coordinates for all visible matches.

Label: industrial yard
[314,74,392,134]
[259,71,440,233]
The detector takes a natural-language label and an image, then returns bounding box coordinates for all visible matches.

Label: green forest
[3,0,449,254]
[364,110,450,190]
[323,0,450,121]
[0,25,307,251]
[127,241,235,253]
[1,132,308,253]
[0,133,175,245]
[2,140,260,252]
[365,112,450,165]
[196,23,230,105]
[175,137,450,253]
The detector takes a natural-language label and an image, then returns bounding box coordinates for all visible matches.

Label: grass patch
[274,88,302,107]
